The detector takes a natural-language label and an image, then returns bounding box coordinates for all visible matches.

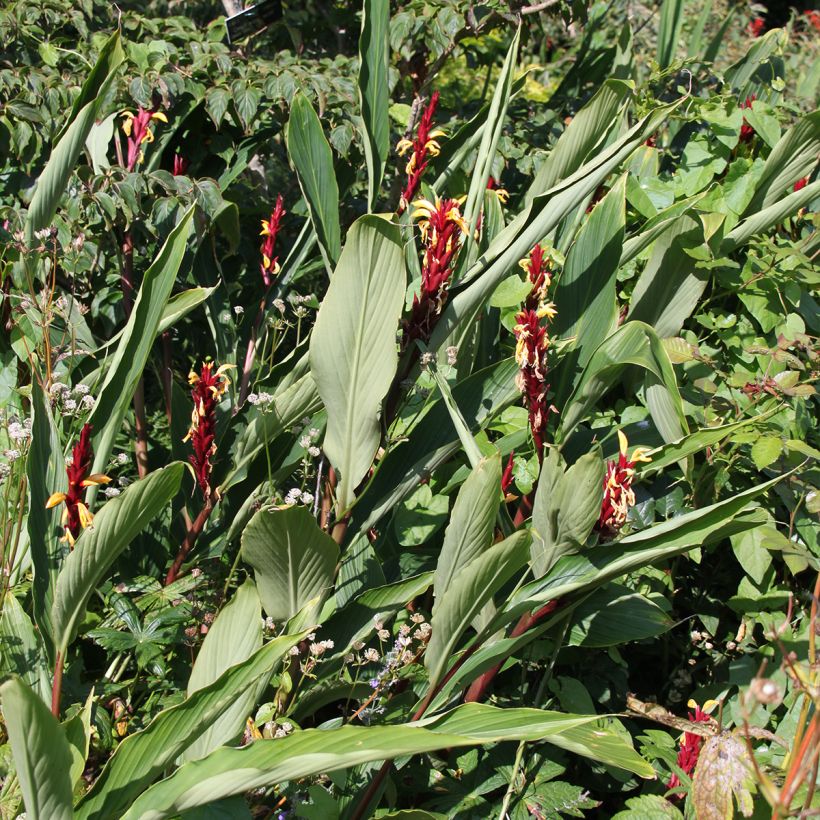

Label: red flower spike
[794,176,809,192]
[596,430,652,538]
[667,701,716,793]
[45,423,111,547]
[501,451,516,496]
[185,362,233,500]
[173,154,189,176]
[514,307,554,456]
[807,10,820,32]
[519,244,552,311]
[121,107,168,172]
[739,95,756,143]
[259,195,286,287]
[404,197,468,343]
[397,92,443,213]
[748,17,765,36]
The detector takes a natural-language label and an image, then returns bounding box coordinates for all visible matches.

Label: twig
[165,500,214,586]
[51,652,64,718]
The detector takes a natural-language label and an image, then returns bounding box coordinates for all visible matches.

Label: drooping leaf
[309,215,405,512]
[75,631,307,820]
[120,703,653,819]
[0,677,73,820]
[241,505,339,622]
[358,0,390,211]
[286,92,341,271]
[182,578,263,762]
[657,0,684,69]
[51,463,184,655]
[0,593,51,704]
[691,733,756,819]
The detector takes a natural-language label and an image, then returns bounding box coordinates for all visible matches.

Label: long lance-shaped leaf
[0,595,51,704]
[351,357,519,536]
[241,505,339,622]
[51,463,184,655]
[358,0,390,211]
[120,703,652,820]
[429,100,679,354]
[558,320,688,445]
[182,578,263,762]
[219,371,321,494]
[657,0,684,69]
[309,215,405,513]
[87,208,194,480]
[0,677,73,820]
[286,92,341,273]
[722,179,820,253]
[434,452,502,604]
[26,380,66,661]
[462,27,520,237]
[75,630,307,820]
[500,475,782,624]
[524,79,633,204]
[426,530,530,689]
[25,31,124,241]
[724,28,787,98]
[742,110,820,214]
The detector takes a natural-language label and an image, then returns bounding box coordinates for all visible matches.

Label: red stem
[165,500,214,586]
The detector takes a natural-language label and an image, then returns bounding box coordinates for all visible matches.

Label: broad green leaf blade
[531,447,605,577]
[75,631,307,820]
[0,594,51,704]
[87,208,194,478]
[430,100,678,353]
[724,28,787,98]
[358,0,390,211]
[25,31,124,241]
[352,358,519,535]
[26,379,65,660]
[63,692,93,789]
[309,215,405,512]
[462,27,520,237]
[51,463,184,655]
[219,371,322,494]
[182,579,263,762]
[743,111,820,214]
[559,321,687,445]
[286,92,341,271]
[120,703,652,819]
[657,0,684,69]
[241,505,339,622]
[524,79,633,204]
[0,677,73,820]
[426,531,530,689]
[434,452,501,606]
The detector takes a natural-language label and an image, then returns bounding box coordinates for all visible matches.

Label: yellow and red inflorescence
[397,92,444,213]
[259,195,286,287]
[596,430,652,538]
[185,362,233,500]
[739,95,756,143]
[404,196,468,343]
[667,700,718,793]
[121,107,168,171]
[45,423,111,546]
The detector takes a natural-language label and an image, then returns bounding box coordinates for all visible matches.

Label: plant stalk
[165,500,214,586]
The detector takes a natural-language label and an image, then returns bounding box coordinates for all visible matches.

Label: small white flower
[377,628,390,641]
[7,422,29,441]
[81,395,96,410]
[420,352,434,368]
[308,446,320,457]
[309,427,320,439]
[3,449,21,462]
[49,382,68,396]
[73,383,90,396]
[233,305,245,316]
[247,393,260,405]
[63,398,77,413]
[117,453,129,464]
[299,434,312,449]
[353,640,365,651]
[256,392,273,404]
[288,645,300,656]
[446,345,458,366]
[300,491,314,505]
[363,648,380,662]
[410,613,425,624]
[285,487,301,504]
[103,487,121,498]
[322,639,334,650]
[273,298,286,314]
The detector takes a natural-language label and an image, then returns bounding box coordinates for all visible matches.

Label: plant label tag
[226,0,282,44]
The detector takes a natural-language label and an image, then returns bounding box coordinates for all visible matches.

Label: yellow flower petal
[151,111,168,123]
[81,474,112,487]
[45,492,67,509]
[77,502,94,529]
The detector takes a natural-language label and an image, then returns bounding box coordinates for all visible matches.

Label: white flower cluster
[49,382,96,415]
[246,391,274,407]
[284,487,315,506]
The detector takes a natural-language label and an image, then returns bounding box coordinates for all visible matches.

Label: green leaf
[525,80,633,203]
[309,215,405,512]
[87,208,194,478]
[286,92,341,272]
[51,463,184,655]
[691,734,756,819]
[63,692,93,789]
[531,448,605,577]
[743,110,820,214]
[434,453,502,602]
[426,531,530,689]
[26,379,66,660]
[75,631,306,820]
[0,677,73,820]
[241,505,339,622]
[751,435,782,470]
[559,321,687,445]
[0,594,51,704]
[120,703,653,819]
[462,27,520,237]
[182,579,263,762]
[657,0,684,69]
[25,31,124,241]
[358,0,390,211]
[568,584,671,646]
